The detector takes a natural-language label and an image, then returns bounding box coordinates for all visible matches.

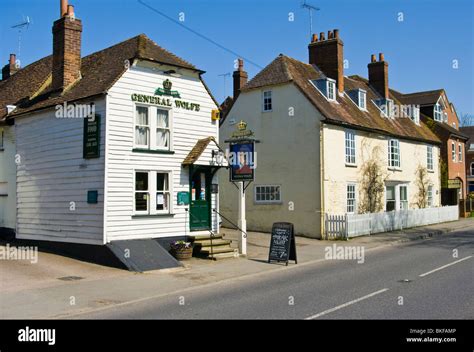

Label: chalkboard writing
[268,222,297,266]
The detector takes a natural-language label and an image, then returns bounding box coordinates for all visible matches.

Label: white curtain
[156,109,169,148]
[135,107,149,146]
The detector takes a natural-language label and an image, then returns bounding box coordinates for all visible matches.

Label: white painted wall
[220,83,324,238]
[0,126,17,229]
[104,60,219,241]
[15,99,106,244]
[322,123,441,215]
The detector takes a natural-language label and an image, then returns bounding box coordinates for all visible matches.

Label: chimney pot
[67,4,74,17]
[60,0,68,17]
[371,54,377,63]
[311,33,318,43]
[328,30,333,39]
[320,32,325,41]
[379,53,385,61]
[333,29,339,39]
[9,54,16,66]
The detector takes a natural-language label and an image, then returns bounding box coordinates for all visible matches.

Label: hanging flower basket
[170,241,193,260]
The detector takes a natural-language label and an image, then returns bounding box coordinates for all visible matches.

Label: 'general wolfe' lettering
[131,94,200,111]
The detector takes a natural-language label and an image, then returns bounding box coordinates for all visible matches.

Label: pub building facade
[0,2,223,253]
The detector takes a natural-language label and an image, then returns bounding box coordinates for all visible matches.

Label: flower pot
[170,247,193,260]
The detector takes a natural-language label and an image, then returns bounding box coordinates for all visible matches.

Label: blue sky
[1,0,473,118]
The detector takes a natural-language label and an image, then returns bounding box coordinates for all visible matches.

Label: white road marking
[419,256,473,278]
[305,288,389,320]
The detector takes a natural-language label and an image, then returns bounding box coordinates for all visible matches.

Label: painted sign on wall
[83,114,101,159]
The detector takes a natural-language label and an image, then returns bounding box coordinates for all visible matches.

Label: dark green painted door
[190,170,211,231]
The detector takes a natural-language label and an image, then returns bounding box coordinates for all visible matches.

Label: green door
[190,169,211,231]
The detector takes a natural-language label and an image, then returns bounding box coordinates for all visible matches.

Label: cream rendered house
[220,30,441,239]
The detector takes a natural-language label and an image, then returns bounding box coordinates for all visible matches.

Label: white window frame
[411,106,420,125]
[254,185,281,204]
[458,144,463,162]
[358,90,367,110]
[427,185,433,207]
[388,139,401,169]
[427,145,434,171]
[345,130,356,165]
[346,183,357,214]
[134,105,173,151]
[133,170,173,216]
[399,185,408,210]
[262,90,272,112]
[434,103,443,122]
[451,142,456,162]
[326,79,336,101]
[385,183,409,211]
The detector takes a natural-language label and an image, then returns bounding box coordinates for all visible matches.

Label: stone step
[199,246,236,255]
[208,250,239,260]
[193,239,232,247]
[189,234,223,241]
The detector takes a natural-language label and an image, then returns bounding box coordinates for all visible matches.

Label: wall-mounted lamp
[164,70,182,78]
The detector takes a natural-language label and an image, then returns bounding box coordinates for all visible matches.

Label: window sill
[427,169,435,173]
[388,167,402,172]
[132,148,175,155]
[345,163,357,168]
[132,213,175,218]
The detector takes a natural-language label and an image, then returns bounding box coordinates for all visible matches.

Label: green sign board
[177,191,190,206]
[83,114,101,159]
[87,190,98,204]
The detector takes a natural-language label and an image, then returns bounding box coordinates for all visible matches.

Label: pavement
[0,218,472,319]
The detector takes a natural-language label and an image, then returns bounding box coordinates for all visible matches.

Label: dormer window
[358,90,366,109]
[411,106,420,125]
[434,103,443,121]
[326,79,336,101]
[310,78,337,102]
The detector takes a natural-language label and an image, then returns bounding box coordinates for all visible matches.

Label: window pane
[135,172,148,191]
[135,192,148,211]
[386,186,395,200]
[156,192,169,211]
[157,109,169,128]
[136,106,148,125]
[156,129,170,148]
[156,173,168,191]
[136,126,149,146]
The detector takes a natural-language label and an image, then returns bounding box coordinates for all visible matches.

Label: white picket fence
[325,205,459,239]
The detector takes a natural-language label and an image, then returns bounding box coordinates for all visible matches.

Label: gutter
[320,122,326,239]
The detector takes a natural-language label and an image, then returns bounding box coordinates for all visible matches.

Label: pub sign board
[83,114,101,159]
[268,222,297,266]
[229,141,255,182]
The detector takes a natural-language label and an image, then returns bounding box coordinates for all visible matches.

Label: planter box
[170,247,193,260]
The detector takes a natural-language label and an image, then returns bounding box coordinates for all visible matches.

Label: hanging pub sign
[268,222,297,266]
[229,141,255,182]
[83,114,101,159]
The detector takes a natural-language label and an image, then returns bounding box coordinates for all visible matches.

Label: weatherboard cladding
[241,54,441,144]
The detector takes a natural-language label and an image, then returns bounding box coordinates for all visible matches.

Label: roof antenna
[218,72,231,98]
[301,1,320,40]
[11,16,32,66]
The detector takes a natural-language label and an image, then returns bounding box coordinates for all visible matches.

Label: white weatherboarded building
[1,4,221,249]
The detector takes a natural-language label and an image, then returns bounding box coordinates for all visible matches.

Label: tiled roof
[395,89,444,106]
[460,126,474,141]
[182,137,217,165]
[241,54,441,144]
[2,34,205,120]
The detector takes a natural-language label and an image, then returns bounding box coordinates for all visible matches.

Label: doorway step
[190,233,238,260]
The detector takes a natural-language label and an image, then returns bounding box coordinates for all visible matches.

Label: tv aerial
[301,1,320,40]
[11,16,32,64]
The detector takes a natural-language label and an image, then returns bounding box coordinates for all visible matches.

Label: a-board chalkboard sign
[268,222,297,266]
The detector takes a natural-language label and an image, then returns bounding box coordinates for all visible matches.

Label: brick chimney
[2,54,19,80]
[233,58,248,100]
[368,53,389,99]
[52,0,82,91]
[308,29,344,93]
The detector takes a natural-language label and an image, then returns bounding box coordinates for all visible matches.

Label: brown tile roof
[241,54,440,144]
[182,137,218,165]
[2,34,207,120]
[219,96,234,124]
[460,126,474,141]
[395,89,444,106]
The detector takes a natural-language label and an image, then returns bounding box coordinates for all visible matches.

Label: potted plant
[169,240,193,260]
